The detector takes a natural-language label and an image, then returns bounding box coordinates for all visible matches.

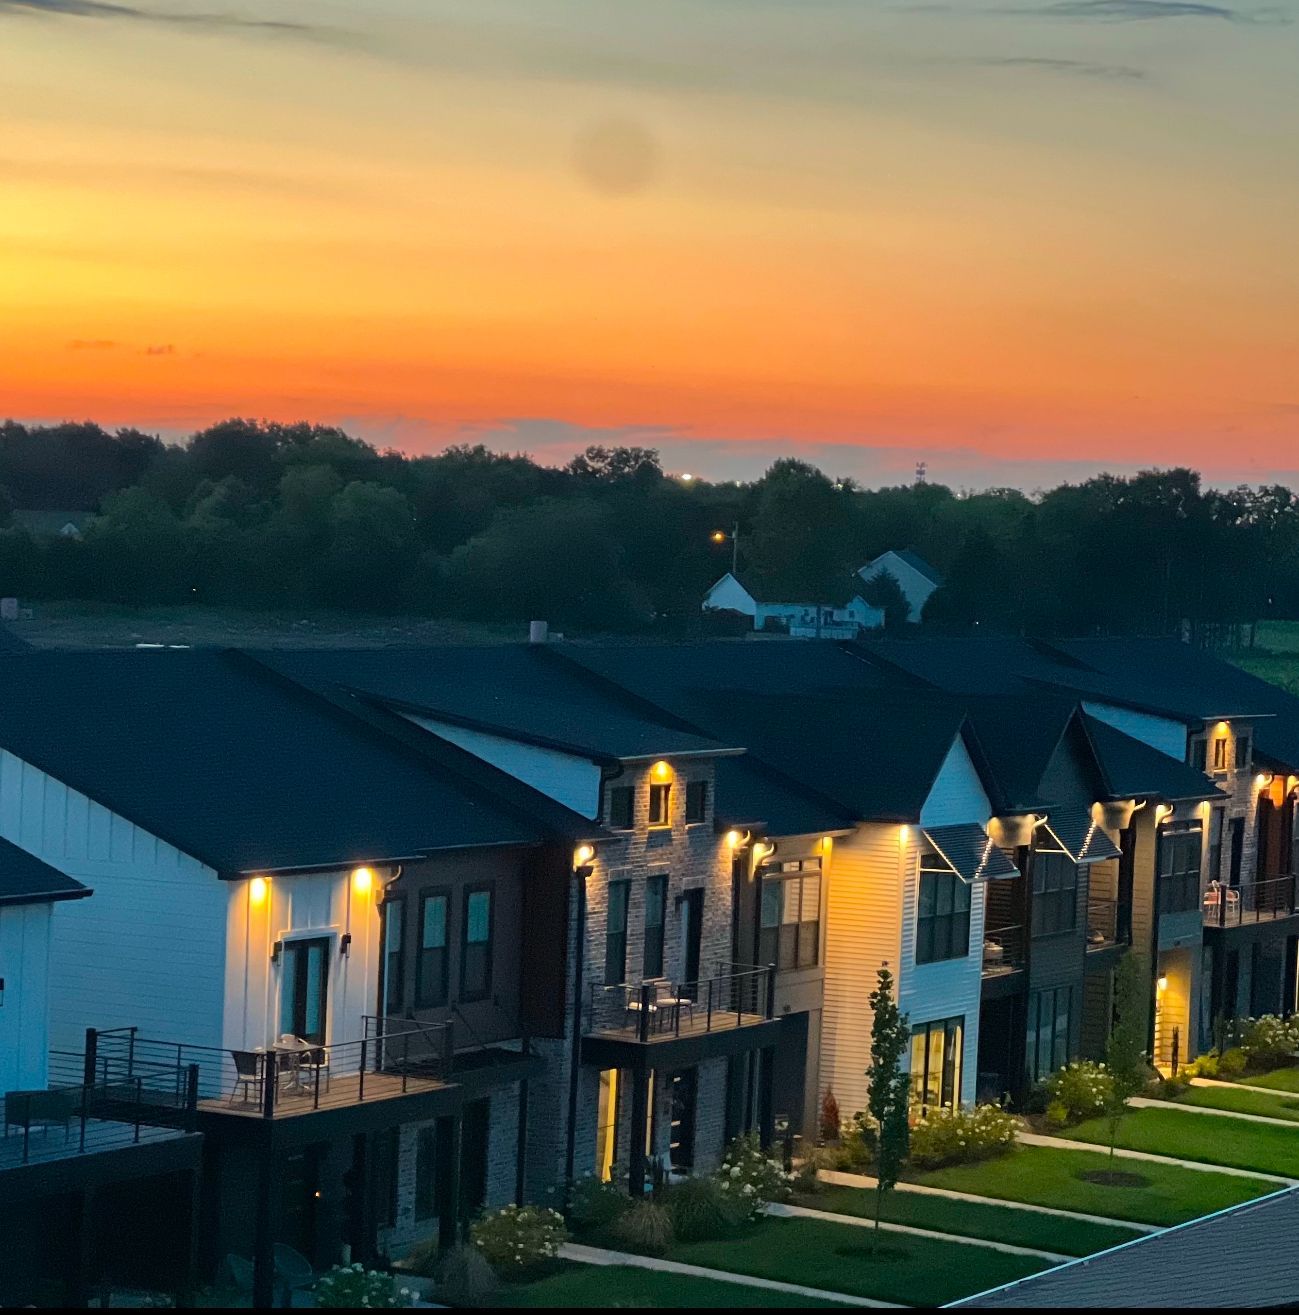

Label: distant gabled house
[857,549,944,623]
[702,572,883,638]
[11,509,95,540]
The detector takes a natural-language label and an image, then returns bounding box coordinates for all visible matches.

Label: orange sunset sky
[2,0,1297,487]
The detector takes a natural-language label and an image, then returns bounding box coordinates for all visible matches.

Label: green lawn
[1173,1084,1299,1122]
[1229,1067,1299,1094]
[661,1214,1045,1307]
[501,1261,845,1308]
[795,1183,1141,1256]
[1062,1106,1299,1178]
[908,1144,1274,1226]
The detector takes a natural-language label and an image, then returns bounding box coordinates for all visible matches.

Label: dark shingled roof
[0,835,90,906]
[1081,713,1224,803]
[0,650,584,876]
[261,646,734,763]
[953,1187,1299,1308]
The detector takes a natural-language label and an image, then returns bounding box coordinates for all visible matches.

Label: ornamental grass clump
[1041,1060,1115,1128]
[908,1104,1018,1169]
[567,1172,632,1236]
[715,1132,794,1222]
[667,1174,745,1241]
[469,1204,568,1278]
[431,1244,500,1308]
[312,1263,413,1309]
[610,1197,674,1256]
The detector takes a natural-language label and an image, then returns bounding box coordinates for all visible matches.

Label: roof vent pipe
[528,620,549,645]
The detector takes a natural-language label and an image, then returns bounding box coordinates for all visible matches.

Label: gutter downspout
[564,863,592,1189]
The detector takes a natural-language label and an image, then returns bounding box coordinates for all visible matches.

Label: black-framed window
[910,1016,964,1114]
[280,936,330,1044]
[685,780,708,824]
[643,875,668,978]
[380,897,405,1017]
[1236,733,1251,770]
[758,859,822,971]
[1208,807,1224,886]
[460,885,494,1002]
[648,782,672,828]
[415,1124,438,1221]
[608,785,634,830]
[1191,738,1208,772]
[1027,986,1072,1084]
[605,879,630,984]
[375,1126,400,1228]
[1158,826,1203,914]
[916,860,971,964]
[1031,850,1078,937]
[416,889,450,1008]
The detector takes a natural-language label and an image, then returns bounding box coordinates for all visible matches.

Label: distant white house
[857,549,944,622]
[12,510,95,540]
[702,572,883,638]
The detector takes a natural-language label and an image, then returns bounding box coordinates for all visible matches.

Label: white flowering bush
[909,1104,1018,1169]
[312,1263,413,1309]
[1241,1015,1299,1069]
[470,1203,568,1277]
[714,1132,794,1221]
[1041,1061,1115,1127]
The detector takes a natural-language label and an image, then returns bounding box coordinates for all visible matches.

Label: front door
[669,1069,698,1172]
[281,1146,322,1263]
[281,937,330,1043]
[678,889,704,998]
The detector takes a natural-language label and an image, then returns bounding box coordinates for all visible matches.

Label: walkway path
[1193,1076,1299,1097]
[1130,1095,1299,1129]
[1018,1131,1299,1185]
[560,1241,886,1307]
[766,1201,1070,1263]
[818,1169,1159,1233]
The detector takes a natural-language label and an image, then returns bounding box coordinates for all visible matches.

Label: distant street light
[710,524,740,575]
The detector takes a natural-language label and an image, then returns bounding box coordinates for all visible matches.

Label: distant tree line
[1,418,1296,638]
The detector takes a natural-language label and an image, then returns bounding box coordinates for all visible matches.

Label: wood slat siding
[1081,701,1188,760]
[0,901,53,1091]
[919,736,992,828]
[0,749,227,1055]
[819,823,903,1120]
[405,715,603,818]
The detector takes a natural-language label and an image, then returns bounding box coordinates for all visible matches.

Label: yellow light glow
[710,531,727,543]
[899,824,910,848]
[574,843,595,866]
[821,835,833,851]
[1257,773,1274,788]
[651,760,672,781]
[725,829,743,849]
[351,866,374,894]
[1155,804,1173,823]
[1156,975,1169,992]
[1216,722,1230,734]
[250,876,268,904]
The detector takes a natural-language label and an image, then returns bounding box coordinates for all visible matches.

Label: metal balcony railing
[982,924,1026,976]
[1085,895,1130,949]
[585,966,775,1042]
[1204,875,1299,928]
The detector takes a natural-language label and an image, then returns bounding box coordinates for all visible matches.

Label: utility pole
[730,523,739,576]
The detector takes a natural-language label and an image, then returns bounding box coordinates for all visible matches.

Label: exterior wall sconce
[1156,975,1169,993]
[340,932,352,958]
[1155,804,1173,824]
[724,829,750,849]
[574,844,595,868]
[249,876,269,905]
[651,760,672,781]
[351,866,374,895]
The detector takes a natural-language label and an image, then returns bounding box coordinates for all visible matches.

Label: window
[1031,850,1077,937]
[643,874,668,978]
[605,879,629,984]
[460,886,493,1001]
[1191,738,1208,772]
[757,859,821,970]
[685,780,708,824]
[910,1016,963,1114]
[595,1069,620,1181]
[415,1125,438,1221]
[280,937,330,1044]
[1208,808,1224,887]
[415,890,450,1008]
[648,782,672,828]
[1158,826,1203,914]
[1213,735,1229,772]
[380,897,405,1017]
[1026,986,1072,1083]
[1236,733,1251,770]
[916,860,972,964]
[607,785,634,830]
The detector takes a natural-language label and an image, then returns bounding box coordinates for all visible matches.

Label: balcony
[1086,895,1130,953]
[1204,875,1299,930]
[982,924,1026,978]
[85,1017,459,1122]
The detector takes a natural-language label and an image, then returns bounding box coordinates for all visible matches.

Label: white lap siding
[0,750,227,1055]
[0,901,54,1091]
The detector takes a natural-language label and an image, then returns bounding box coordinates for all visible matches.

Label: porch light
[1215,721,1229,734]
[1155,804,1173,824]
[351,866,374,894]
[1157,975,1168,993]
[1257,773,1274,789]
[754,840,777,861]
[250,876,269,905]
[574,843,595,867]
[651,760,672,781]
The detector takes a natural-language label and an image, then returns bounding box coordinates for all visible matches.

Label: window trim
[605,878,630,985]
[1030,848,1078,938]
[643,874,668,979]
[1026,985,1073,1084]
[415,887,452,1009]
[459,883,495,1003]
[915,860,972,965]
[757,859,822,972]
[1157,825,1203,915]
[910,1015,964,1115]
[379,895,406,1019]
[648,782,672,829]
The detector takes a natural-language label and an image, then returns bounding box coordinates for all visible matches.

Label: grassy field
[793,1183,1141,1256]
[501,1261,846,1308]
[1173,1084,1299,1121]
[1228,621,1299,694]
[661,1213,1045,1307]
[1231,1066,1299,1093]
[908,1144,1274,1225]
[1062,1106,1299,1178]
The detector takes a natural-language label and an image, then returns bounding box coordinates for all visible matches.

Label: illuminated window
[648,782,672,828]
[596,1069,620,1181]
[1213,736,1229,772]
[758,859,822,970]
[910,1016,963,1114]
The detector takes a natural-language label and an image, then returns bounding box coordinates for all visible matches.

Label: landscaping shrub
[1218,1047,1248,1077]
[909,1104,1018,1169]
[470,1204,568,1277]
[1185,1051,1219,1079]
[715,1132,794,1221]
[313,1263,413,1309]
[610,1197,674,1255]
[403,1235,441,1279]
[431,1244,500,1307]
[1040,1061,1115,1126]
[1241,1015,1299,1070]
[793,1143,838,1194]
[666,1174,745,1241]
[567,1172,631,1234]
[820,1087,841,1142]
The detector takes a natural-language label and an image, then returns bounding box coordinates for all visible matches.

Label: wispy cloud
[966,54,1148,79]
[0,0,346,43]
[66,338,117,350]
[1010,0,1285,21]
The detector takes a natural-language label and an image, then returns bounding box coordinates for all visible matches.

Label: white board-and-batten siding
[0,749,228,1057]
[405,715,603,819]
[0,901,54,1091]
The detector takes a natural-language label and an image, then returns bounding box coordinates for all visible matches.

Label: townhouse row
[2,635,1297,1306]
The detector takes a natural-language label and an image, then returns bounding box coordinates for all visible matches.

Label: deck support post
[758,1046,775,1151]
[439,1112,463,1252]
[252,1148,277,1309]
[628,1055,649,1197]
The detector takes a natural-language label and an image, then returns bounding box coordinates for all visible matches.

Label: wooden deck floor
[586,1009,768,1045]
[199,1069,447,1120]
